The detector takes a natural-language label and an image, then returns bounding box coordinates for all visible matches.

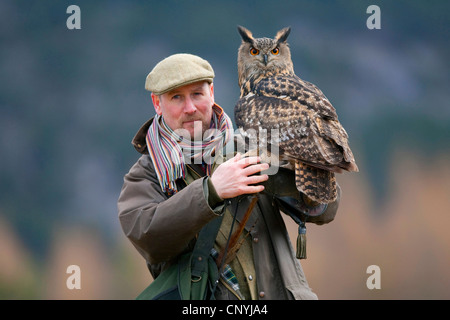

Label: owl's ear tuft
[237,25,255,44]
[275,27,291,44]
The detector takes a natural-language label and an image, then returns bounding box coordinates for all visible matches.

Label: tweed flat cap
[145,53,215,95]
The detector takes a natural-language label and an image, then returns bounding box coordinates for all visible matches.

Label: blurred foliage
[0,0,449,299]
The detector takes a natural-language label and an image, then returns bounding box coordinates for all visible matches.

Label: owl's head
[237,26,294,88]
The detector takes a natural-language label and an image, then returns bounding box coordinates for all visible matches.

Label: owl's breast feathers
[235,74,358,174]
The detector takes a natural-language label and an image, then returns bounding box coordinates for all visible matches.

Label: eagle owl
[234,26,358,204]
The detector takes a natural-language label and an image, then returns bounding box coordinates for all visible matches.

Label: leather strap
[190,214,224,279]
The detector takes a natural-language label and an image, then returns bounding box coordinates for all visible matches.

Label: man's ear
[209,83,215,103]
[151,93,162,115]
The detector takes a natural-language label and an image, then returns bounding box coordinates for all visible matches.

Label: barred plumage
[235,26,358,203]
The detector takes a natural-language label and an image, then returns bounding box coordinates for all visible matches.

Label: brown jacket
[117,117,340,300]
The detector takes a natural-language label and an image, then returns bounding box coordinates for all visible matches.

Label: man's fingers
[237,156,261,167]
[247,174,269,185]
[240,184,265,195]
[232,152,242,162]
[243,162,270,176]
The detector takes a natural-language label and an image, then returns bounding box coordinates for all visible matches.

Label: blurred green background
[1,0,449,299]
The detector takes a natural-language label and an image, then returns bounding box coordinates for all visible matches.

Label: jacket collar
[132,117,154,155]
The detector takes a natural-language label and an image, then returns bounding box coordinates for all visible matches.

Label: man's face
[152,81,214,140]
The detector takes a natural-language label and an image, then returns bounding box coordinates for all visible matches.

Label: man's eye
[172,95,181,100]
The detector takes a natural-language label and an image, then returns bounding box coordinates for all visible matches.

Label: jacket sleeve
[117,155,221,265]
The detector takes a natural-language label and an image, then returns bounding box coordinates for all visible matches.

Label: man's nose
[183,96,197,114]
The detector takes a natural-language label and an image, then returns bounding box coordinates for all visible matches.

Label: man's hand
[210,153,269,199]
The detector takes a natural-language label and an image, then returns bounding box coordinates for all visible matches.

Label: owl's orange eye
[250,47,260,56]
[271,48,280,55]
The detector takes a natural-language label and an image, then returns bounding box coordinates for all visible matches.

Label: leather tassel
[296,222,307,259]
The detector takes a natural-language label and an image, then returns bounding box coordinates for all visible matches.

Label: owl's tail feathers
[344,161,359,172]
[341,145,359,172]
[338,157,359,173]
[295,161,337,204]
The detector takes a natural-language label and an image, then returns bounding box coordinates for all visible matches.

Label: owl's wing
[235,75,358,172]
[247,74,338,120]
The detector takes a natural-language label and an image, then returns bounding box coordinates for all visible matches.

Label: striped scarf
[146,104,233,194]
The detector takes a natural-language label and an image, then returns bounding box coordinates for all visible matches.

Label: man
[118,53,340,300]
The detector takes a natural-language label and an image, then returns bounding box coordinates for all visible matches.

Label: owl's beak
[263,54,268,66]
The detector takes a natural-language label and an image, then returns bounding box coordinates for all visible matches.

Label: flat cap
[145,53,215,95]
